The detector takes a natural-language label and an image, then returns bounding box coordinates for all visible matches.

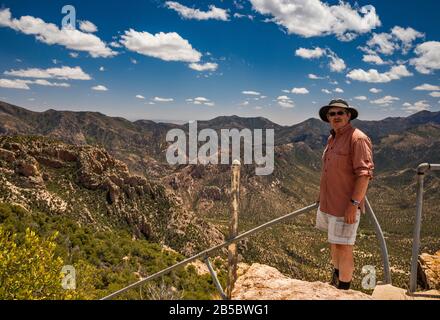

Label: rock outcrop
[418,250,440,290]
[231,263,372,300]
[0,136,224,256]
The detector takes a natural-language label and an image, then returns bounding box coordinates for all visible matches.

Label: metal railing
[409,163,440,293]
[101,198,391,300]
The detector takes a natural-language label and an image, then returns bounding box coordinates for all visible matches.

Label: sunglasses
[327,111,347,117]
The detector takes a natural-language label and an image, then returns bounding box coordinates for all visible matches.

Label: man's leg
[330,244,339,286]
[330,244,339,269]
[336,244,354,289]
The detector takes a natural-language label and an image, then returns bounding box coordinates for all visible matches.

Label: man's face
[327,107,351,130]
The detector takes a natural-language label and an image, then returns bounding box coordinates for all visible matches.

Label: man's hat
[319,99,359,123]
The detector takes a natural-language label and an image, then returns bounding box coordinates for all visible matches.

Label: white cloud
[362,54,387,65]
[242,91,261,95]
[136,95,145,100]
[0,78,70,89]
[355,96,367,100]
[29,79,70,87]
[296,47,345,72]
[187,96,215,106]
[189,62,218,71]
[295,47,346,72]
[369,88,382,93]
[4,66,91,80]
[322,89,331,94]
[92,85,108,91]
[120,29,202,63]
[402,100,430,113]
[233,13,254,20]
[308,73,324,80]
[0,8,116,58]
[0,78,30,89]
[363,26,425,57]
[334,88,344,93]
[410,41,440,74]
[413,84,440,91]
[370,95,400,106]
[430,92,440,98]
[391,26,424,53]
[295,47,325,59]
[291,87,309,94]
[278,101,294,108]
[367,32,397,55]
[328,51,346,72]
[277,95,294,108]
[165,1,229,21]
[347,65,413,83]
[110,41,122,48]
[79,20,98,33]
[249,0,380,39]
[154,97,174,102]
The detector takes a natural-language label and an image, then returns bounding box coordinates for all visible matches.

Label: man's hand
[344,204,358,224]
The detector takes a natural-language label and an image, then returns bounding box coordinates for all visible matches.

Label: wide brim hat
[319,99,358,123]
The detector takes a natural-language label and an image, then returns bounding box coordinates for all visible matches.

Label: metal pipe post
[365,197,391,284]
[226,159,240,300]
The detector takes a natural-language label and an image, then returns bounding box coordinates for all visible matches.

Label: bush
[0,227,69,300]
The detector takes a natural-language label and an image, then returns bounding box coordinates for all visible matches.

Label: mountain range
[1,100,440,292]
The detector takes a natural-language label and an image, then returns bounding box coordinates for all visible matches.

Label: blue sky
[0,0,439,125]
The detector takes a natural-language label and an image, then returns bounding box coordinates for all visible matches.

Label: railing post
[226,159,240,300]
[364,197,391,284]
[204,257,227,300]
[408,163,440,293]
[409,164,428,293]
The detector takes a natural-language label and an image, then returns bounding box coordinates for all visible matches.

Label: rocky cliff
[0,136,224,256]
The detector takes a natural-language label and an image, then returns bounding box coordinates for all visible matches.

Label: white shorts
[315,207,361,246]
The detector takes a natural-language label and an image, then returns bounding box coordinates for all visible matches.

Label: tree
[0,227,70,300]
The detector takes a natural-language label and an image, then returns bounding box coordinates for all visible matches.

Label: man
[316,99,374,290]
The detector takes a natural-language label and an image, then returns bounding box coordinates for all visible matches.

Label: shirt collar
[330,122,353,138]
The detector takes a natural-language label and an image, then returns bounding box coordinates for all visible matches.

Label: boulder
[0,148,15,162]
[231,263,372,300]
[418,250,440,290]
[14,157,40,177]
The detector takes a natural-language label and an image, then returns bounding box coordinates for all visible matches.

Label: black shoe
[338,280,351,290]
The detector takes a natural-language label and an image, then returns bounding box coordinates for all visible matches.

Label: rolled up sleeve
[352,137,374,179]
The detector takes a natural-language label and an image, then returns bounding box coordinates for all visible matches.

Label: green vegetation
[0,202,227,300]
